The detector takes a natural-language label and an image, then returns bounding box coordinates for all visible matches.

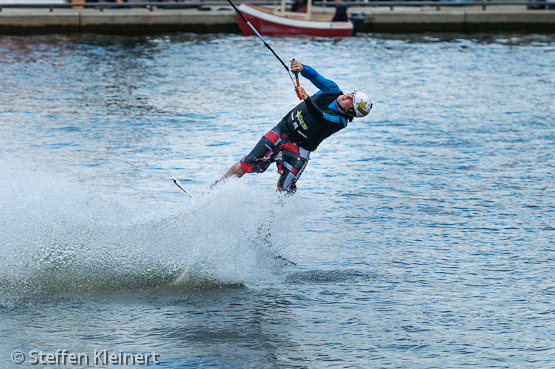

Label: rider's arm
[300,64,342,95]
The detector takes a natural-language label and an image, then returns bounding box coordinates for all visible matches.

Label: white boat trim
[239,4,353,31]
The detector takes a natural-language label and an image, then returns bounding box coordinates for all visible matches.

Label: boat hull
[237,4,353,37]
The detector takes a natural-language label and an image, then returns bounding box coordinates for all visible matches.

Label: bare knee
[219,161,245,182]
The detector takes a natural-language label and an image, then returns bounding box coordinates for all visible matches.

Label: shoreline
[0,5,554,34]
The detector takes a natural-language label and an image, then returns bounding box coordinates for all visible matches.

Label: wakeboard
[172,176,193,198]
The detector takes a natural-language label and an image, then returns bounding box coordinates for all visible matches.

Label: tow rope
[226,0,302,99]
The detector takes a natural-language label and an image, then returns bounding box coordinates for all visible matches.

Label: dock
[0,2,554,34]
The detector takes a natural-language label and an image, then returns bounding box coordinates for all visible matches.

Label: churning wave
[0,158,305,308]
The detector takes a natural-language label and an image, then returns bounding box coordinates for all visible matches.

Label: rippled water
[1,32,554,368]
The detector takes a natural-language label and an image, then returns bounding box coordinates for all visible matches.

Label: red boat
[236,3,354,37]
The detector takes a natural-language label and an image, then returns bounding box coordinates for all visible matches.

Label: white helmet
[353,91,372,118]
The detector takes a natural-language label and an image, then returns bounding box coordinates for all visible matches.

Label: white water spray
[0,158,308,308]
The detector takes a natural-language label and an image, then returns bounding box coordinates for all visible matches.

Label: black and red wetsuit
[240,64,349,193]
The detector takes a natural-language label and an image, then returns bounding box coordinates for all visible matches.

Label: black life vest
[278,92,347,152]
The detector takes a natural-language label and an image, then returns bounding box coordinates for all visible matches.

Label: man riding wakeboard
[217,59,373,193]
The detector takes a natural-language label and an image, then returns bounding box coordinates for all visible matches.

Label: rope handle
[292,59,303,100]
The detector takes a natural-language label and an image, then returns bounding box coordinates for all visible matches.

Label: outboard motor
[350,12,366,36]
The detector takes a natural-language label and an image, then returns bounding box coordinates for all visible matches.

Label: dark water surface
[1,32,554,368]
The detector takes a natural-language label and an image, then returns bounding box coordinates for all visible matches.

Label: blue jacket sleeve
[300,64,342,95]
